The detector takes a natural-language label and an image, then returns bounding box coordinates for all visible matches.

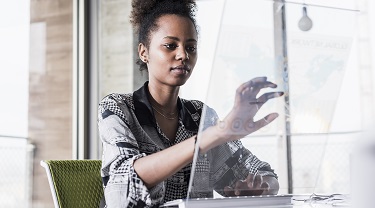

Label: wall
[99,0,137,99]
[29,0,73,207]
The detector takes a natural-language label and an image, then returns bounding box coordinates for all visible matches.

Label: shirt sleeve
[98,94,164,208]
[202,106,278,196]
[210,140,278,196]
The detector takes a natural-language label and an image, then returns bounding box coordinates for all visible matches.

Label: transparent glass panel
[182,0,359,207]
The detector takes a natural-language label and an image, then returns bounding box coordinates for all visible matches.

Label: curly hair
[130,0,198,71]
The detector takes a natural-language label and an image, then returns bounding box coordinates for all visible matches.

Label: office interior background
[0,0,374,207]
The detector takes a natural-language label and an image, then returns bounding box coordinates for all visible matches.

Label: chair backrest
[40,160,104,208]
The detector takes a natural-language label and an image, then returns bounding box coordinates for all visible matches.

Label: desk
[161,195,351,208]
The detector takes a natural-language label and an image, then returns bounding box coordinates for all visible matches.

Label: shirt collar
[133,81,199,131]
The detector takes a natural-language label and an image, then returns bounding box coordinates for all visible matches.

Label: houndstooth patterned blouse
[98,82,277,208]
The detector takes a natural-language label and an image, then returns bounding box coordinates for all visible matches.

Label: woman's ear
[138,43,148,63]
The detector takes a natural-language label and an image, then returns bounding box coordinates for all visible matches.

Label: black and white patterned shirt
[98,82,277,208]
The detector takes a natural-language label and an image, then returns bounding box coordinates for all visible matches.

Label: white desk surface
[161,194,351,208]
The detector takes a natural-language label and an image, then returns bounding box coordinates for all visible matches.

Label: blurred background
[0,0,374,207]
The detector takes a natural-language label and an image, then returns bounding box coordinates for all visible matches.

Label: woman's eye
[164,43,178,50]
[187,46,197,53]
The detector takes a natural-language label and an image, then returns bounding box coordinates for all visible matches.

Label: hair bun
[130,0,196,32]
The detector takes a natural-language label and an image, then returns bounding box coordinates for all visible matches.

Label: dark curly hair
[130,0,198,71]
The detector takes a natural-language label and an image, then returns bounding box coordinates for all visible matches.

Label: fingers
[253,174,263,189]
[248,91,283,113]
[224,180,251,196]
[256,92,284,105]
[246,173,255,184]
[247,173,269,195]
[249,77,278,95]
[224,186,236,197]
[237,77,278,97]
[250,77,277,90]
[261,182,270,193]
[246,113,279,132]
[244,173,261,188]
[224,174,270,197]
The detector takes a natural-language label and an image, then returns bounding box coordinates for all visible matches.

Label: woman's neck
[147,82,179,110]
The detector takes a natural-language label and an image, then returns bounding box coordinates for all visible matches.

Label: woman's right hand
[218,77,284,142]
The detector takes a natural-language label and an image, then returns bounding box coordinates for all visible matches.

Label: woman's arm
[99,95,164,207]
[133,125,224,188]
[135,77,283,189]
[102,77,283,203]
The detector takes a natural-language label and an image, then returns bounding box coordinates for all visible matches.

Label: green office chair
[40,160,104,208]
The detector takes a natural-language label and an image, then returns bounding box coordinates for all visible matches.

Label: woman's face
[139,14,198,87]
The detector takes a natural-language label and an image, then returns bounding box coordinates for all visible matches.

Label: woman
[98,0,284,207]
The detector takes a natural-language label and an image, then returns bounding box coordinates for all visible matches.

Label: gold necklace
[151,106,178,120]
[151,103,177,115]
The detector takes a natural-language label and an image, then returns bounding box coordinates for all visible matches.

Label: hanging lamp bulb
[298,6,313,31]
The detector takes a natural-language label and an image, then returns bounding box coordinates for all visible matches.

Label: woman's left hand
[223,173,270,196]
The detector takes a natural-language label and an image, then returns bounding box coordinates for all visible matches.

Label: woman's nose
[176,48,189,61]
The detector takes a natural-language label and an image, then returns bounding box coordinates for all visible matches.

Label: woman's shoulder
[100,92,134,108]
[98,93,135,121]
[180,98,205,110]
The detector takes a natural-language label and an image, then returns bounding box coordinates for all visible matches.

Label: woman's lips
[171,65,190,74]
